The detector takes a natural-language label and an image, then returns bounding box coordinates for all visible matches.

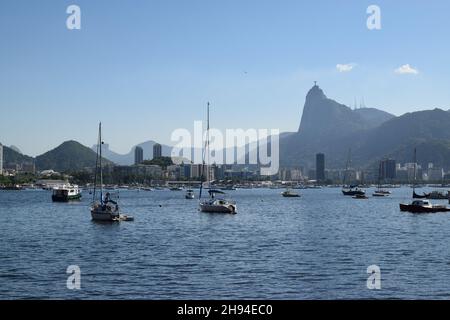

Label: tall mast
[92,126,100,203]
[378,161,382,190]
[199,102,210,200]
[100,122,103,204]
[413,147,417,193]
[343,148,351,186]
[207,102,211,189]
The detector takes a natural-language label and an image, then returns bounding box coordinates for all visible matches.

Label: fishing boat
[52,184,82,202]
[373,161,391,197]
[90,123,134,222]
[399,199,450,213]
[199,103,237,214]
[411,148,430,199]
[341,149,365,196]
[185,189,195,199]
[282,189,300,197]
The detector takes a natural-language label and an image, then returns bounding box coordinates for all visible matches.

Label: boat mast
[378,161,381,190]
[100,122,103,204]
[199,102,210,200]
[413,147,417,193]
[92,123,100,203]
[207,102,211,190]
[343,148,351,187]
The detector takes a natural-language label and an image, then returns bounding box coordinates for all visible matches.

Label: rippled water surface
[1,187,450,299]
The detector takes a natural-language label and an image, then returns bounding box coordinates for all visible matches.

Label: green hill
[2,145,34,168]
[35,140,113,172]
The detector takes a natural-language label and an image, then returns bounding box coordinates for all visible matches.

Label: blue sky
[1,0,450,156]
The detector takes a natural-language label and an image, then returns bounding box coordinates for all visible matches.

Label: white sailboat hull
[199,201,237,214]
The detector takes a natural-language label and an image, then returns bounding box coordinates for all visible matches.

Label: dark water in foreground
[1,187,450,299]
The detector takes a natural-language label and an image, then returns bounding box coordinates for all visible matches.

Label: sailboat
[90,123,134,222]
[199,103,237,214]
[411,148,430,199]
[373,161,391,197]
[342,149,365,196]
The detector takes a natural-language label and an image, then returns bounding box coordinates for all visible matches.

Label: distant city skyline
[2,0,450,156]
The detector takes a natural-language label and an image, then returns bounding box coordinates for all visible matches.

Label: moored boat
[90,123,134,222]
[282,189,300,197]
[341,149,365,196]
[52,184,82,202]
[198,103,237,214]
[399,199,450,213]
[185,189,195,199]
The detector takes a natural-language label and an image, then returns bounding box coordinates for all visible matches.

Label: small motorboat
[399,199,450,213]
[342,187,365,196]
[199,198,237,214]
[352,194,368,199]
[372,189,391,197]
[185,189,195,199]
[282,189,300,197]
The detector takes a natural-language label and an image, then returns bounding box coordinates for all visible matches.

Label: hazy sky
[1,0,450,156]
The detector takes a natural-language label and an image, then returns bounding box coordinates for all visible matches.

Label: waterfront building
[428,167,444,182]
[316,153,325,181]
[380,158,396,180]
[153,143,162,159]
[134,146,144,165]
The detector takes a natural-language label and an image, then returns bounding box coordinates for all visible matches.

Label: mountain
[353,109,450,168]
[280,85,450,170]
[36,140,113,172]
[353,108,395,128]
[298,85,394,139]
[2,145,34,168]
[93,141,172,165]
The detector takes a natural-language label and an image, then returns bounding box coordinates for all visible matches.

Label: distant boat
[199,103,237,214]
[221,185,237,191]
[170,186,183,191]
[372,161,391,197]
[352,194,368,199]
[341,149,365,196]
[399,199,450,213]
[282,189,300,197]
[0,184,24,191]
[90,123,134,222]
[185,189,195,199]
[52,184,82,202]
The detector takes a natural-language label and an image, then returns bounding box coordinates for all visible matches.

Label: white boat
[185,189,195,199]
[90,123,134,222]
[282,189,300,197]
[200,197,237,214]
[52,184,82,202]
[198,103,237,214]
